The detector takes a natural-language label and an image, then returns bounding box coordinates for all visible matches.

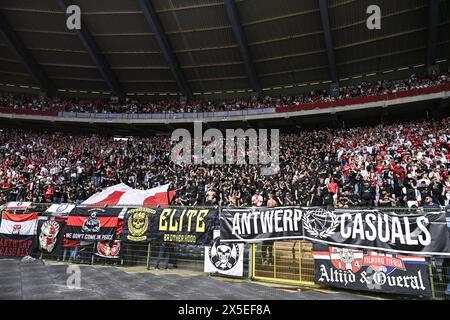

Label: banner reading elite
[150,207,217,245]
[220,207,450,256]
[313,243,431,296]
[64,207,123,241]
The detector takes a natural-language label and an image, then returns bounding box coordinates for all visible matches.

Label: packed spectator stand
[0,115,448,209]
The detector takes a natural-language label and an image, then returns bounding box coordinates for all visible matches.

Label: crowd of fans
[0,115,449,209]
[0,71,448,114]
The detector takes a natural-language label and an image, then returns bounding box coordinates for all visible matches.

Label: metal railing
[252,240,317,287]
[58,107,276,120]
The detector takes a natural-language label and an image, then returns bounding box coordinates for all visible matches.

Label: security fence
[39,241,206,271]
[1,203,449,300]
[252,240,316,287]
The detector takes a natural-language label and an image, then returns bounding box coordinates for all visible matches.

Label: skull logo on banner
[39,220,61,253]
[209,237,239,271]
[81,211,100,233]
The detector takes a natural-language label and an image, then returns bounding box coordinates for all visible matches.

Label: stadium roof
[0,0,448,98]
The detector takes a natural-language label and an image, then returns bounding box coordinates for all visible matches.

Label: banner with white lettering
[313,243,431,296]
[220,207,450,256]
[64,207,124,241]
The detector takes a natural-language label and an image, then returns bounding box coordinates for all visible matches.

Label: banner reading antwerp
[220,207,450,256]
[313,243,431,296]
[149,207,217,245]
[64,207,123,241]
[0,234,36,257]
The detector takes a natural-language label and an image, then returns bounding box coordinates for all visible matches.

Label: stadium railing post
[91,243,95,265]
[251,243,256,280]
[247,243,252,280]
[299,241,302,282]
[273,243,277,278]
[428,259,437,300]
[146,242,151,270]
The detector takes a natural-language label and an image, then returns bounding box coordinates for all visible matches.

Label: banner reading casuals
[313,243,431,296]
[64,207,123,241]
[150,207,217,245]
[204,230,244,277]
[220,207,450,256]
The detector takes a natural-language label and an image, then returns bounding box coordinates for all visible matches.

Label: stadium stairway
[0,259,376,300]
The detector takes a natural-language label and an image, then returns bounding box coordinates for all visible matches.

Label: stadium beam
[138,0,193,99]
[318,0,338,83]
[0,11,56,96]
[426,0,439,67]
[224,0,261,94]
[56,0,126,99]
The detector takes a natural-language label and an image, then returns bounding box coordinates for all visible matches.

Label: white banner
[44,203,76,217]
[204,230,244,277]
[4,202,32,211]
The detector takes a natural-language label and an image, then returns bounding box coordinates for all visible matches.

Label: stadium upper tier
[0,72,449,120]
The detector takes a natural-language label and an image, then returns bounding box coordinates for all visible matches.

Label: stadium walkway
[0,259,378,300]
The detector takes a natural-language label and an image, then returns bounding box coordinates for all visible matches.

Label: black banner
[0,234,36,257]
[64,207,123,241]
[220,207,450,256]
[121,207,157,242]
[37,219,65,255]
[313,243,431,296]
[150,207,217,245]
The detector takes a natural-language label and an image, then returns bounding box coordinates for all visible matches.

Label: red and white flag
[82,183,175,206]
[0,212,38,235]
